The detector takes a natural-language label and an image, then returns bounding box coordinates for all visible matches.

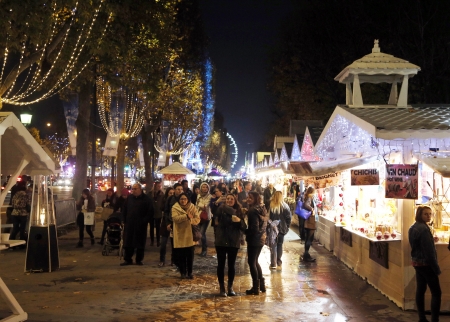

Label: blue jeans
[199,219,210,252]
[415,266,441,322]
[270,233,284,266]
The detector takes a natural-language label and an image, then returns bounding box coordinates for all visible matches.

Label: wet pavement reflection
[0,224,443,321]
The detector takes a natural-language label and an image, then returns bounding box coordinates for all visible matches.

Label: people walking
[9,182,30,242]
[120,183,153,266]
[245,191,268,295]
[196,182,212,257]
[268,191,292,270]
[301,187,316,262]
[159,187,174,267]
[214,193,247,296]
[238,181,252,208]
[75,189,96,248]
[409,205,441,322]
[148,181,164,247]
[98,188,118,245]
[172,193,200,279]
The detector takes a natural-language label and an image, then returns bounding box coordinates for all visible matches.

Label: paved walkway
[0,223,447,322]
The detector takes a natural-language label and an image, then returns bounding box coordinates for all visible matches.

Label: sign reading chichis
[385,164,418,200]
[351,169,379,186]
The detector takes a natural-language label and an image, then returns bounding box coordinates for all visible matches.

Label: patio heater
[25,175,60,272]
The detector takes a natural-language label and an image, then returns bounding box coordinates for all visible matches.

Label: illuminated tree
[147,61,204,166]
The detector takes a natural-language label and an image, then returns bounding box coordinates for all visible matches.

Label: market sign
[385,164,418,200]
[351,169,379,185]
[304,172,341,189]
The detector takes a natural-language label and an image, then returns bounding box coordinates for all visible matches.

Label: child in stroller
[101,212,123,256]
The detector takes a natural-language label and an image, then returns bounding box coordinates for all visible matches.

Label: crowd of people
[85,178,325,297]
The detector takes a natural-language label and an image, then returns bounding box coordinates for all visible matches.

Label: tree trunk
[72,82,92,200]
[142,126,153,189]
[116,137,128,195]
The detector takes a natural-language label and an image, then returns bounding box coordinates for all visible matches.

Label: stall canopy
[0,112,60,322]
[158,162,194,175]
[0,112,60,206]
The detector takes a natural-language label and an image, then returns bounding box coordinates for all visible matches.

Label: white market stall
[0,112,60,322]
[158,162,195,188]
[296,41,450,311]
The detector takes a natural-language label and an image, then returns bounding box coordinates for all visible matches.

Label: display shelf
[342,226,402,242]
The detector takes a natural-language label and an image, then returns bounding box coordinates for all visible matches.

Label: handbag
[101,208,114,221]
[294,200,312,220]
[200,210,208,221]
[191,224,202,242]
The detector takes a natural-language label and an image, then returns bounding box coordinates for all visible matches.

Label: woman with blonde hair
[301,186,316,262]
[269,191,292,269]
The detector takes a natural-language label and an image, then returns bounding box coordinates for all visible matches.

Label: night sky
[199,0,293,172]
[19,1,295,173]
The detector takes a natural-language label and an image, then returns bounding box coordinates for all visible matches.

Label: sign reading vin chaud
[350,169,379,186]
[385,164,418,200]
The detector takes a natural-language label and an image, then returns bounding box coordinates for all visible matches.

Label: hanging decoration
[62,92,78,155]
[0,1,112,107]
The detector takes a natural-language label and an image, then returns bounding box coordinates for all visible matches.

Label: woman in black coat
[75,188,96,248]
[245,191,268,295]
[214,193,247,297]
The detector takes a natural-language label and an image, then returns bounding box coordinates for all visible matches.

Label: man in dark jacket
[148,181,164,247]
[238,181,252,208]
[121,183,153,266]
[263,183,275,211]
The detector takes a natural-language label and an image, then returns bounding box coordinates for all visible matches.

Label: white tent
[159,162,194,175]
[0,112,59,322]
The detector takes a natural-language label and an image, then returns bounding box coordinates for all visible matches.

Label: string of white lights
[1,1,111,106]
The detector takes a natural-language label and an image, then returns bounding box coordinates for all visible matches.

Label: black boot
[76,240,83,248]
[259,277,266,293]
[245,279,260,295]
[219,283,227,297]
[91,238,95,245]
[227,282,236,296]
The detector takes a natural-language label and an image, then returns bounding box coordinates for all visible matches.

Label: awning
[282,155,379,178]
[158,162,194,175]
[414,152,450,177]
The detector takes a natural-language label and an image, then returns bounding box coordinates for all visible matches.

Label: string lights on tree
[0,1,112,107]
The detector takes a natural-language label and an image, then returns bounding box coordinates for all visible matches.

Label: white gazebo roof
[335,40,420,84]
[158,162,194,175]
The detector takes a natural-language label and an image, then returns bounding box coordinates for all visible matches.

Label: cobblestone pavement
[0,224,447,322]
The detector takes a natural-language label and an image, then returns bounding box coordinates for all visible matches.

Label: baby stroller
[101,213,123,257]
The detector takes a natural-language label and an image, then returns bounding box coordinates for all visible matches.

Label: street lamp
[20,113,32,126]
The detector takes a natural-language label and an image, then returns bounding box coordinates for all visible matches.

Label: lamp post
[20,113,32,127]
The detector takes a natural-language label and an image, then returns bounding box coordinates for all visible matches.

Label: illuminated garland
[0,1,112,106]
[97,77,146,139]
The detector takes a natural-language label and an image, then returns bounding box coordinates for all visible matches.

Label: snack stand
[158,162,195,188]
[0,112,59,322]
[289,41,450,311]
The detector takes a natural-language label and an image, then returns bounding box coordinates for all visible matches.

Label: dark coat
[148,189,164,219]
[269,202,292,235]
[263,187,275,210]
[303,196,316,230]
[237,191,249,208]
[245,204,268,247]
[214,205,247,248]
[122,193,153,249]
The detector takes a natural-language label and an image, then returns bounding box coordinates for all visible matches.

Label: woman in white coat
[172,193,200,279]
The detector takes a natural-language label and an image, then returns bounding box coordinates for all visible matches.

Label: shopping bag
[84,212,95,225]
